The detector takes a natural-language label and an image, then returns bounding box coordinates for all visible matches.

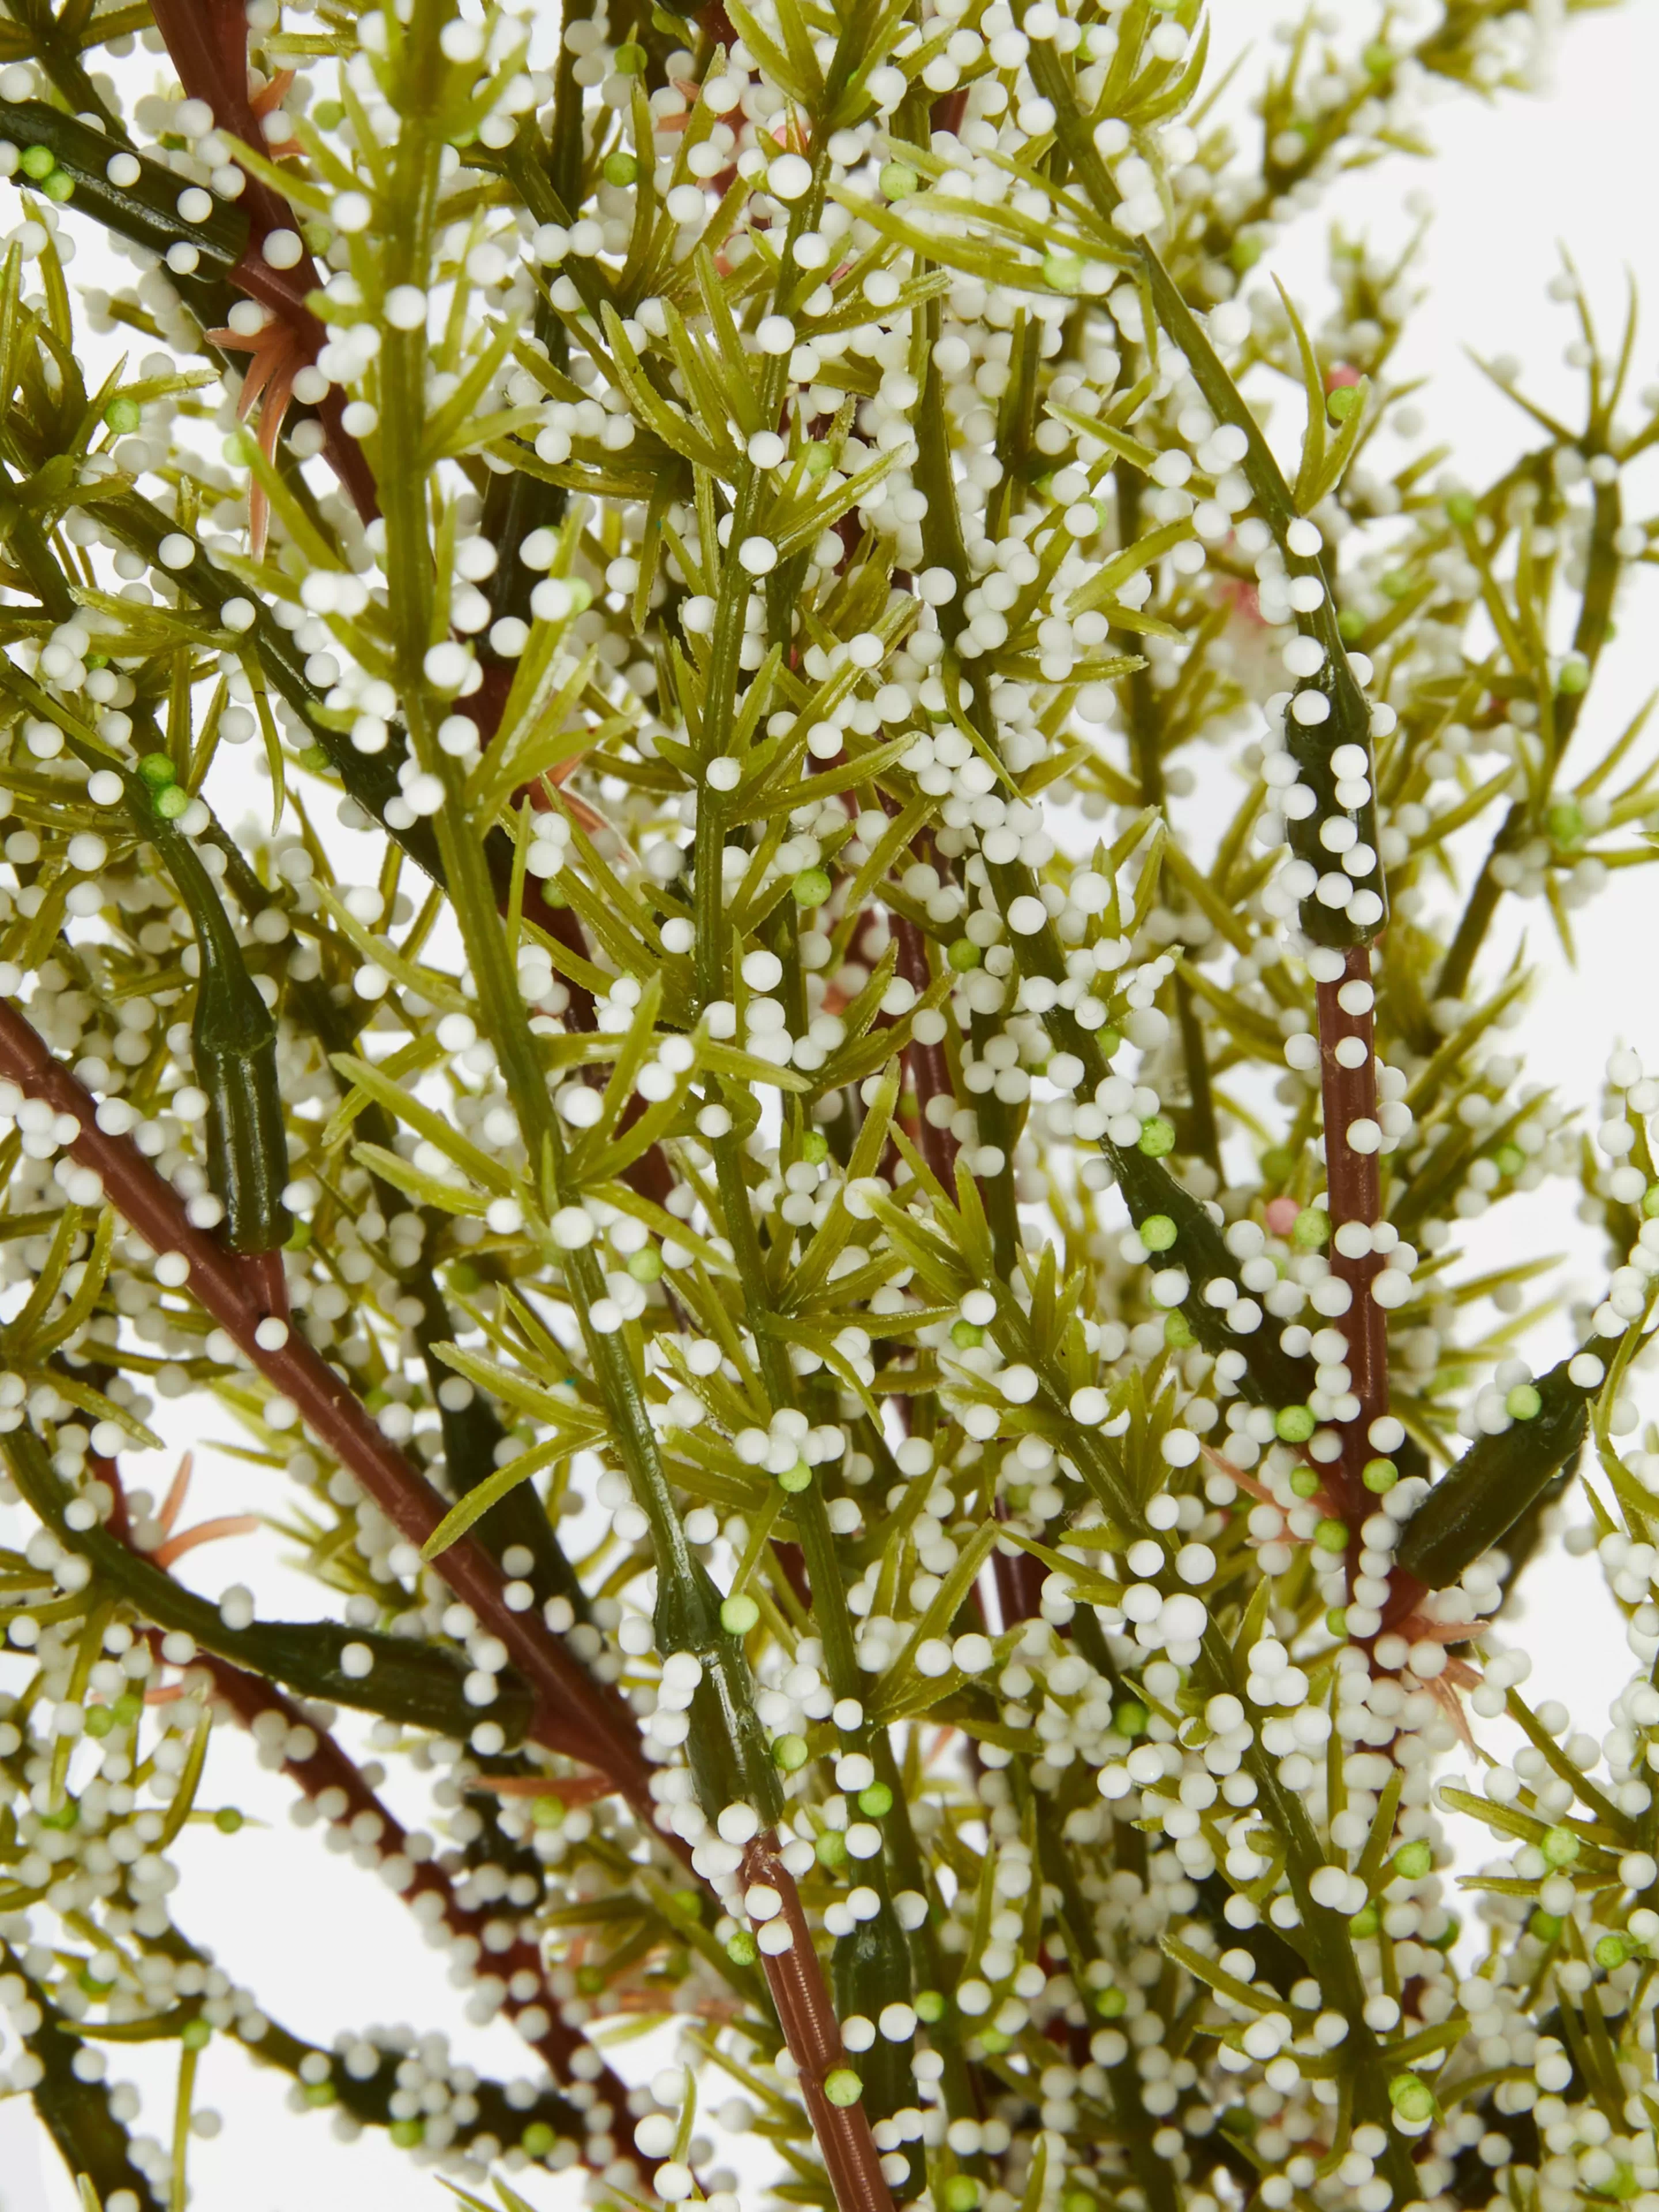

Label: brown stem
[223,252,381,528]
[515,879,673,1209]
[891,914,959,1188]
[144,0,380,527]
[1314,946,1387,1522]
[244,1247,287,1320]
[991,1528,1045,1629]
[742,1835,893,2212]
[196,1644,641,2150]
[92,1460,634,2169]
[0,993,652,1809]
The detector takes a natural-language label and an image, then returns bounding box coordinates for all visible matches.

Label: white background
[6,1,1659,2203]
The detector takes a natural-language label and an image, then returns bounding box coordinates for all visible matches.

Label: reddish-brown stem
[517,878,673,1208]
[0,995,650,1807]
[196,1648,640,2146]
[891,914,959,1190]
[742,1836,893,2212]
[991,1531,1045,1631]
[146,0,379,527]
[244,1248,287,1321]
[92,1441,645,2166]
[1314,945,1388,1524]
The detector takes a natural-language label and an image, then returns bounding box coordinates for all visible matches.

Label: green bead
[1349,1902,1380,1936]
[823,2068,863,2108]
[601,151,638,186]
[801,1130,829,1164]
[180,2017,211,2051]
[815,1830,847,1868]
[774,1732,809,1772]
[614,41,646,71]
[948,937,981,971]
[83,1705,114,1737]
[1594,1933,1630,1970]
[388,2118,424,2148]
[1646,1185,1659,1218]
[1547,799,1585,846]
[1097,1025,1122,1057]
[914,1988,945,2022]
[1094,1984,1126,2017]
[113,1693,142,1726]
[214,1806,243,1834]
[1313,1517,1349,1552]
[857,1782,892,1817]
[978,2027,1011,2055]
[726,1929,757,1965]
[1290,1207,1329,1250]
[1388,2073,1434,2123]
[1275,1404,1316,1443]
[1337,607,1365,641]
[1043,253,1084,294]
[531,1795,565,1829]
[950,1319,984,1349]
[1327,385,1359,422]
[42,169,72,202]
[155,784,191,820]
[1137,1116,1176,1158]
[105,396,142,433]
[1325,1607,1349,1637]
[792,868,831,907]
[803,444,834,478]
[313,99,344,127]
[1162,1310,1194,1349]
[521,2122,556,2158]
[1493,1143,1525,1177]
[1505,1384,1541,1421]
[304,2080,336,2106]
[1289,1467,1320,1499]
[1231,236,1262,272]
[1381,569,1413,600]
[721,1593,760,1635]
[880,161,919,200]
[1444,492,1477,527]
[1529,1909,1562,1942]
[1392,1840,1433,1880]
[1363,1457,1398,1492]
[1541,1825,1580,1868]
[577,1965,605,1994]
[1141,1213,1176,1252]
[627,1246,662,1282]
[138,751,177,788]
[1115,1699,1147,1738]
[778,1459,811,1494]
[19,145,54,179]
[942,2180,980,2212]
[1558,660,1590,695]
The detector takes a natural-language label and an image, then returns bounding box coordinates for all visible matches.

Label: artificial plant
[0,2,1654,2212]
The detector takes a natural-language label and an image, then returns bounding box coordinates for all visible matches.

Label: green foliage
[0,1,1653,2210]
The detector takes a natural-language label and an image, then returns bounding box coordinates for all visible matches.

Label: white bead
[768,153,812,200]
